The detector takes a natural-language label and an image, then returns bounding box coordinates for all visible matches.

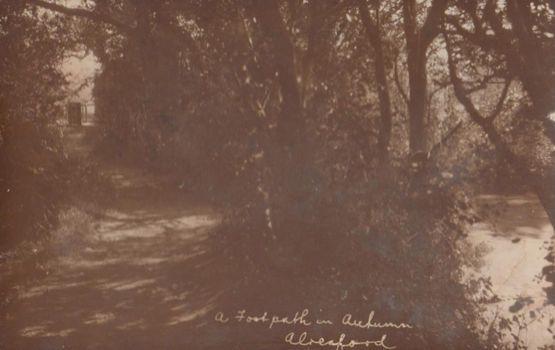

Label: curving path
[1,125,225,349]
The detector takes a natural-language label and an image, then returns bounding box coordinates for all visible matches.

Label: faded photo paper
[1,0,555,349]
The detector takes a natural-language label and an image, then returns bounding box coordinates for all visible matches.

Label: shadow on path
[1,125,231,349]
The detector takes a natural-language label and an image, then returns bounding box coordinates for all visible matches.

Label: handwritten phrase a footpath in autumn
[213,309,413,349]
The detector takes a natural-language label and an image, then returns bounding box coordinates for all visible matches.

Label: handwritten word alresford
[285,332,396,350]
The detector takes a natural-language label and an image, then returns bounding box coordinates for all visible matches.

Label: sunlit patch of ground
[469,193,555,349]
[1,124,227,349]
[84,312,116,325]
[166,300,218,326]
[20,325,76,338]
[94,211,218,242]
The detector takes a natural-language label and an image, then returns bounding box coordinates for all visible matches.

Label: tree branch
[420,0,449,47]
[27,0,133,34]
[429,120,464,156]
[444,31,488,127]
[444,14,500,52]
[444,27,512,125]
[487,78,512,121]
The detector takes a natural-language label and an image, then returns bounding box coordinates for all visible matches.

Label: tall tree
[402,0,448,157]
[357,0,392,165]
[250,0,304,147]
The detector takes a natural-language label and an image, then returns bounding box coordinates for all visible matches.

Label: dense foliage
[0,1,74,248]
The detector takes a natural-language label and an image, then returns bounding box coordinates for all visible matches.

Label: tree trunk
[403,1,429,156]
[249,0,311,233]
[251,0,303,146]
[406,47,428,156]
[359,1,392,165]
[402,0,447,157]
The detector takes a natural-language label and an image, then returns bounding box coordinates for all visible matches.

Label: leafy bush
[0,2,72,249]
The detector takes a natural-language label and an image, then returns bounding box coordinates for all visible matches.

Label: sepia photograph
[1,0,555,349]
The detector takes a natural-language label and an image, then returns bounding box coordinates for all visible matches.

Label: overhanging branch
[27,0,133,34]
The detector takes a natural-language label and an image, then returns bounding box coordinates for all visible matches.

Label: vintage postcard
[1,1,554,349]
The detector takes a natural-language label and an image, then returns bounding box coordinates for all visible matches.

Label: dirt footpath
[1,125,224,349]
